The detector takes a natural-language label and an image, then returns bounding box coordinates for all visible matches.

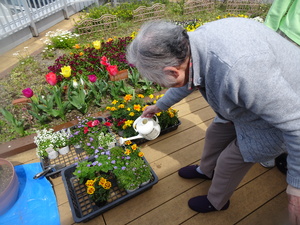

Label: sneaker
[178,165,212,179]
[188,195,230,213]
[260,159,275,168]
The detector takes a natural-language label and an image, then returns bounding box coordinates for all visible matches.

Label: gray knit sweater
[156,18,300,189]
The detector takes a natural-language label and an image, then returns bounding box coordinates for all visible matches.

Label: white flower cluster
[251,16,264,23]
[34,128,70,157]
[98,132,116,149]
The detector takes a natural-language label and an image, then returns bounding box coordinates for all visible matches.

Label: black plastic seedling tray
[61,158,158,223]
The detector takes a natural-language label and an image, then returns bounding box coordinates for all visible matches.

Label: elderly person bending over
[126,18,300,224]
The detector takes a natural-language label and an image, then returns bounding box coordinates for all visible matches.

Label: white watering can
[119,116,161,145]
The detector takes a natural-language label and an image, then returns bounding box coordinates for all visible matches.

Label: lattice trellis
[226,0,261,15]
[183,0,215,15]
[76,14,118,35]
[133,3,165,23]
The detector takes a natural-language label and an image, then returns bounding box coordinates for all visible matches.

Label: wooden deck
[5,91,289,225]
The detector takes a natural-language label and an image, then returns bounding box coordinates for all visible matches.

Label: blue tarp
[0,162,60,225]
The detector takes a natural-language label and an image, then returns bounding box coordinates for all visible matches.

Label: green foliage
[0,108,25,136]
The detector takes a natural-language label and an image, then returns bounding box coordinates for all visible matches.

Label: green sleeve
[264,0,293,31]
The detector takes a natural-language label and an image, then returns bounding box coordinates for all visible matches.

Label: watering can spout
[119,134,144,145]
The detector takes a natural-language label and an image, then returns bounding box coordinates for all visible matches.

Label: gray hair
[126,20,190,87]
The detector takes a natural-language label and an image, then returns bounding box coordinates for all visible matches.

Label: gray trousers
[200,121,254,210]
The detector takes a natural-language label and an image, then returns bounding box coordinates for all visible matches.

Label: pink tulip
[100,56,109,66]
[45,72,57,86]
[88,74,97,83]
[107,65,118,76]
[22,88,34,98]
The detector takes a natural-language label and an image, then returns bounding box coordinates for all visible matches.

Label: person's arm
[141,83,194,117]
[264,0,293,31]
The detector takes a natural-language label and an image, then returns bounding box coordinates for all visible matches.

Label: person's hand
[141,105,162,118]
[287,185,300,225]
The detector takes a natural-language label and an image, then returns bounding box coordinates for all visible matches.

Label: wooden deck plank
[236,191,289,225]
[128,168,286,225]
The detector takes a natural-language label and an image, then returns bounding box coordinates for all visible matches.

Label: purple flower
[94,155,99,159]
[87,143,91,146]
[77,170,81,173]
[88,74,97,83]
[121,166,126,170]
[99,147,103,149]
[111,160,116,164]
[94,149,99,154]
[92,161,97,166]
[22,88,34,98]
[87,164,91,167]
[114,166,118,169]
[98,163,102,166]
[126,156,130,160]
[89,137,94,141]
[74,157,78,160]
[84,156,89,160]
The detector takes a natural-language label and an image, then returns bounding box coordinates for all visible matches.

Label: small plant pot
[74,144,84,154]
[109,69,128,81]
[46,147,59,159]
[140,179,151,187]
[58,146,70,155]
[126,186,139,194]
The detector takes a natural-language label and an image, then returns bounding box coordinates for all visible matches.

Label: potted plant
[34,128,58,159]
[53,130,70,155]
[85,175,112,206]
[70,116,112,155]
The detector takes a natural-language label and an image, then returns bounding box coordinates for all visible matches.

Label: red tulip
[88,74,97,83]
[45,72,57,86]
[107,65,118,76]
[22,88,34,98]
[100,56,109,66]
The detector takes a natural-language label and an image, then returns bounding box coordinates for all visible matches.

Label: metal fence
[0,0,97,40]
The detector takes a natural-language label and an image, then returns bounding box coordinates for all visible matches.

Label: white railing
[0,0,98,40]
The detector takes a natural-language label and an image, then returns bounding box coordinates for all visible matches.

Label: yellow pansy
[149,94,154,99]
[85,179,95,186]
[110,107,117,111]
[93,40,101,50]
[131,144,137,151]
[124,140,132,145]
[124,94,132,101]
[118,104,125,108]
[124,120,134,127]
[156,112,162,116]
[133,104,141,111]
[137,94,144,98]
[129,112,135,117]
[112,100,118,105]
[124,149,131,155]
[61,65,71,78]
[87,186,95,194]
[138,152,144,157]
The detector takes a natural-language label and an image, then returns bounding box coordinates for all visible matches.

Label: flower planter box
[109,69,128,81]
[61,157,158,223]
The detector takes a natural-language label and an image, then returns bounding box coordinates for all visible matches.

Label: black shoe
[178,165,212,179]
[188,195,230,213]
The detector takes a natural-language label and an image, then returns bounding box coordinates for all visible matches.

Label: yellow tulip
[61,65,71,78]
[93,40,101,50]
